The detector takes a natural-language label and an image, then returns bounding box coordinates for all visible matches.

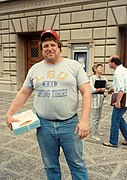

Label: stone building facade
[0,0,127,91]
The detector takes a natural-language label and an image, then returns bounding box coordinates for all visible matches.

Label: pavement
[0,91,127,180]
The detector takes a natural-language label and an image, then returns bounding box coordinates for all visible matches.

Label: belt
[48,113,77,122]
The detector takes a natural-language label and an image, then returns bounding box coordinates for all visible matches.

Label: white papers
[12,109,41,135]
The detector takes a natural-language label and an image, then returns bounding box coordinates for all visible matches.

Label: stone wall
[0,0,127,91]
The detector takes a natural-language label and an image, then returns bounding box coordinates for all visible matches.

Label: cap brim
[41,32,57,41]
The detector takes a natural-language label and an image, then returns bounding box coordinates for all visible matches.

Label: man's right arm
[5,87,33,130]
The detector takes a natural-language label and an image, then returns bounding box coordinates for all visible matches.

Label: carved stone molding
[0,0,105,14]
[28,17,37,32]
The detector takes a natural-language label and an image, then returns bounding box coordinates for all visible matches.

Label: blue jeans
[109,107,127,145]
[36,115,88,180]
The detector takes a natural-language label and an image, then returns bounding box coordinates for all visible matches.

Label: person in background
[103,55,127,147]
[6,29,92,180]
[90,63,110,141]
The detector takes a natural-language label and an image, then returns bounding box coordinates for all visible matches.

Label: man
[6,29,92,180]
[103,55,127,147]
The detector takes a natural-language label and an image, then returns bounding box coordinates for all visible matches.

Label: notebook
[94,80,106,88]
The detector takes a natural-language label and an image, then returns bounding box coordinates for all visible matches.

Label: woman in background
[90,63,110,141]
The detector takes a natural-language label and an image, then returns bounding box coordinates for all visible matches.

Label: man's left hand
[114,101,121,108]
[75,120,89,139]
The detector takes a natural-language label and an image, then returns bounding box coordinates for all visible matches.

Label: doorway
[19,33,43,74]
[27,39,43,70]
[119,27,127,67]
[17,33,43,89]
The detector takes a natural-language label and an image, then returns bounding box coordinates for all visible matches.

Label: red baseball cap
[41,29,60,41]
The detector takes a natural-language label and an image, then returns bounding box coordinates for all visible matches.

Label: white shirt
[113,64,127,93]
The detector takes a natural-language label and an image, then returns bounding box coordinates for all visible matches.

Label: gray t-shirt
[23,58,89,120]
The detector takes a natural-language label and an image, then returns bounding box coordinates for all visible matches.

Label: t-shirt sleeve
[23,68,34,89]
[76,63,90,87]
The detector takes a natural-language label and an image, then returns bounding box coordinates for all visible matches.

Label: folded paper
[12,109,41,135]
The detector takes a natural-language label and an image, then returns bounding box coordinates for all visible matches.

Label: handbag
[111,93,126,108]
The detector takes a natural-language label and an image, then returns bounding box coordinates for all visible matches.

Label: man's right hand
[6,115,19,131]
[108,87,114,94]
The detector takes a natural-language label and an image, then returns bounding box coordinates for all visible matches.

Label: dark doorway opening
[119,27,127,67]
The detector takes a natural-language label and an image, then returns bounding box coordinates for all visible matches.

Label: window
[72,46,88,72]
[31,48,38,58]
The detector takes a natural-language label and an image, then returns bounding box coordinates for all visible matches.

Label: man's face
[108,57,114,69]
[41,40,61,63]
